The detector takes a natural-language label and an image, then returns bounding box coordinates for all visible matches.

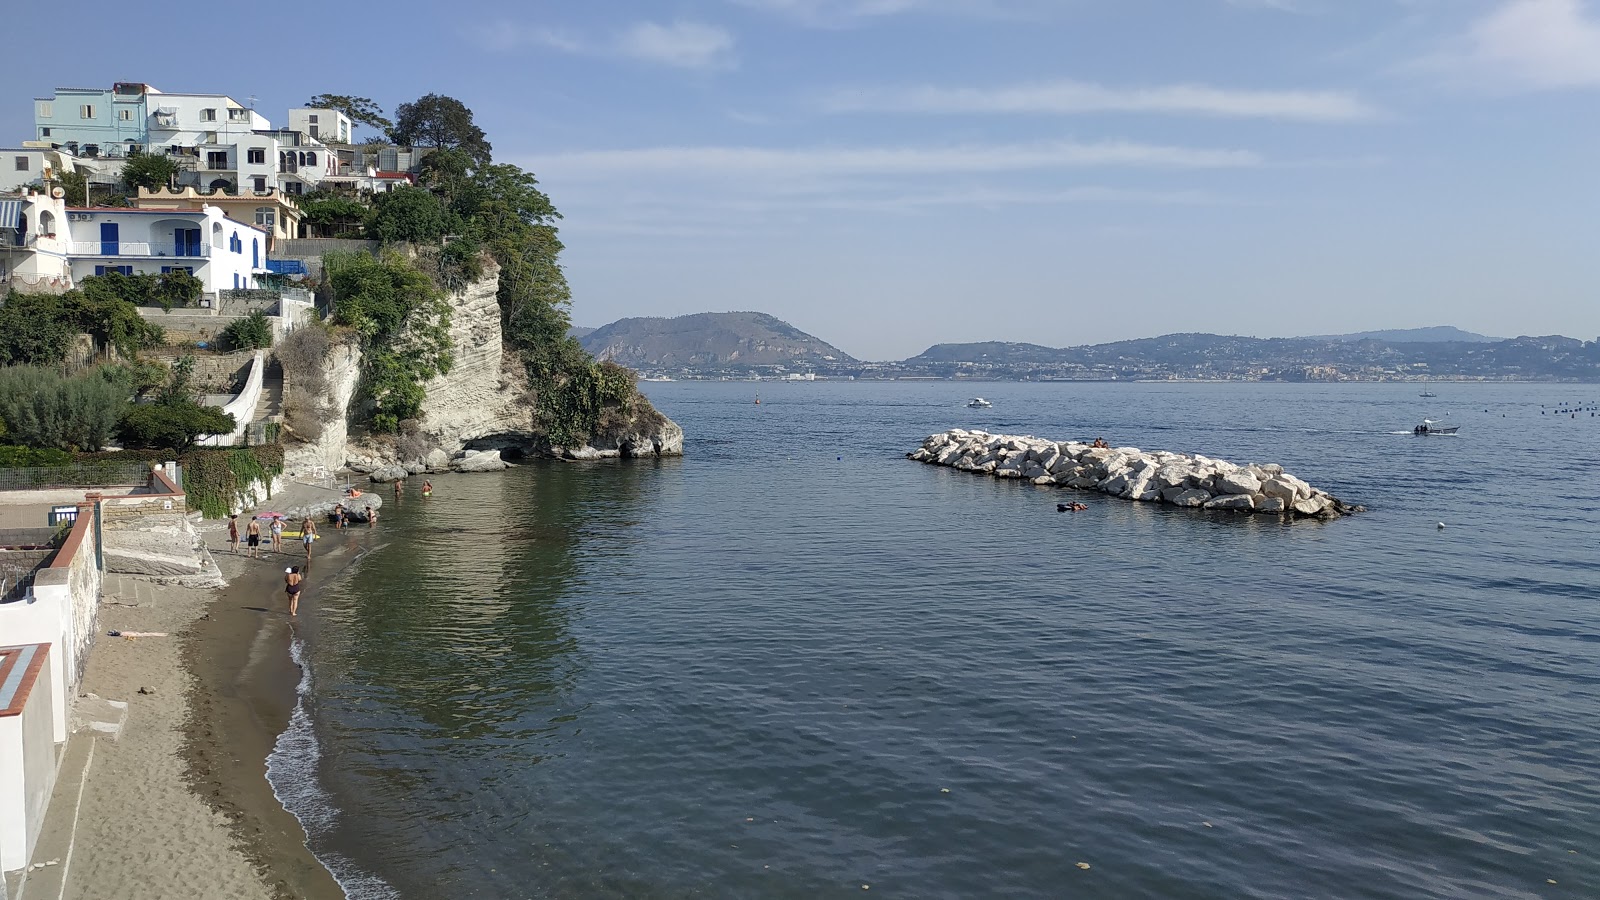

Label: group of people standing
[221,477,437,619]
[227,514,319,560]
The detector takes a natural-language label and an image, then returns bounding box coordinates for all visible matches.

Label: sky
[6,0,1599,360]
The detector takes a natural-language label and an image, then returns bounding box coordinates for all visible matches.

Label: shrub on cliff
[325,251,452,432]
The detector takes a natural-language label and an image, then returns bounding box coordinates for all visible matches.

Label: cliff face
[283,265,682,475]
[282,341,362,477]
[414,263,536,456]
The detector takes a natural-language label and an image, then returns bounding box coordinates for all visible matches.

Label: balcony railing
[60,241,212,258]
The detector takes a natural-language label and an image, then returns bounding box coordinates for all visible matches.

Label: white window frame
[79,104,94,119]
[118,108,133,121]
[247,147,265,165]
[201,108,217,122]
[37,101,53,118]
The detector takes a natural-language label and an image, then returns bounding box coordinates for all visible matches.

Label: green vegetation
[0,446,72,467]
[325,251,452,432]
[0,366,129,451]
[0,277,167,365]
[390,94,491,163]
[82,269,203,311]
[182,444,282,519]
[55,170,88,206]
[116,355,234,452]
[220,311,273,351]
[296,194,368,238]
[119,150,180,192]
[306,94,392,133]
[366,186,456,243]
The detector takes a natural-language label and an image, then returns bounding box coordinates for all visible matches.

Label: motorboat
[1418,390,1437,398]
[1413,419,1458,435]
[967,398,992,408]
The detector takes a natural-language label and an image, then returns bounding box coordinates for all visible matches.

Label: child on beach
[227,515,240,554]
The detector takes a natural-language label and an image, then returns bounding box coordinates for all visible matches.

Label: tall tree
[306,94,392,133]
[389,94,492,164]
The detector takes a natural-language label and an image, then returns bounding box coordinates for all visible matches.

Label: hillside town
[2,82,427,297]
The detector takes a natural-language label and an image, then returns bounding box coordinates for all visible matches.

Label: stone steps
[101,574,160,608]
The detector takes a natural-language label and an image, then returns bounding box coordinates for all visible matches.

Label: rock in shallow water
[908,429,1352,520]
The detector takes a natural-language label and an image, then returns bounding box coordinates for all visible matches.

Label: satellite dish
[51,186,65,199]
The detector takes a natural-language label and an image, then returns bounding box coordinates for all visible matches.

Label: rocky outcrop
[282,341,362,478]
[281,262,682,475]
[909,429,1359,519]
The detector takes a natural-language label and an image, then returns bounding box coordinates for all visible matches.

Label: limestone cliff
[282,262,682,476]
[413,263,536,456]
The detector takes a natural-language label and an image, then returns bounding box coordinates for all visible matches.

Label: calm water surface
[282,382,1600,899]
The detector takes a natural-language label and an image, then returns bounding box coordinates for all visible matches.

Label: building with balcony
[1,191,267,295]
[134,186,301,249]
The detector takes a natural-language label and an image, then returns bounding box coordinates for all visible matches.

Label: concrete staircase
[251,357,283,424]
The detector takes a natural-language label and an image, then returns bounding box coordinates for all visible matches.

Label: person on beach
[333,503,346,529]
[285,565,303,617]
[301,517,317,559]
[422,480,433,498]
[270,517,284,554]
[394,477,404,499]
[246,516,261,559]
[227,515,240,554]
[368,506,378,529]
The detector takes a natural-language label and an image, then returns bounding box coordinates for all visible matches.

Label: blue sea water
[279,382,1600,899]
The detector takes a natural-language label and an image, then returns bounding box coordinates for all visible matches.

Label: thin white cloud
[526,139,1262,180]
[1421,0,1600,89]
[616,22,738,70]
[728,0,1046,26]
[469,20,737,70]
[1224,0,1308,12]
[821,80,1381,122]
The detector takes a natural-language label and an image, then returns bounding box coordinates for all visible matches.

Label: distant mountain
[1303,326,1501,343]
[567,325,595,340]
[580,312,857,369]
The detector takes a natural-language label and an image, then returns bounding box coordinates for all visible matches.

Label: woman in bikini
[285,565,303,617]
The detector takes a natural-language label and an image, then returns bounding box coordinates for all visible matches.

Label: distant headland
[572,314,1600,383]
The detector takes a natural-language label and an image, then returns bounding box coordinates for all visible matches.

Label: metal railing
[0,463,152,491]
[57,241,212,258]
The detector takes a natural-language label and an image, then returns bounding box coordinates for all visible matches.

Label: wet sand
[182,528,374,900]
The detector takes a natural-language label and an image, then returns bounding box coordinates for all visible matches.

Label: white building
[0,191,267,295]
[287,108,353,145]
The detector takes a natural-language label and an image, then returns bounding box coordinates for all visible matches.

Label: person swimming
[422,480,433,497]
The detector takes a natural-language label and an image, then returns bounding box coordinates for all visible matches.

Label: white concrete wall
[0,653,57,874]
[199,351,265,447]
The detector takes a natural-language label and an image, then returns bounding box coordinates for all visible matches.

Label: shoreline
[181,544,350,900]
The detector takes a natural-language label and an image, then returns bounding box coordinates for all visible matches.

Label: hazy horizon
[8,0,1597,359]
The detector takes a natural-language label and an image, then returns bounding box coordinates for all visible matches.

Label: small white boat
[1419,390,1437,398]
[1413,419,1458,435]
[967,397,992,408]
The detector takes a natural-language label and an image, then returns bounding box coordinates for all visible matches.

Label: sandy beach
[13,483,366,900]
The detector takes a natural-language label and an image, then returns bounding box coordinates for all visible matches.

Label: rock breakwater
[909,429,1358,519]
